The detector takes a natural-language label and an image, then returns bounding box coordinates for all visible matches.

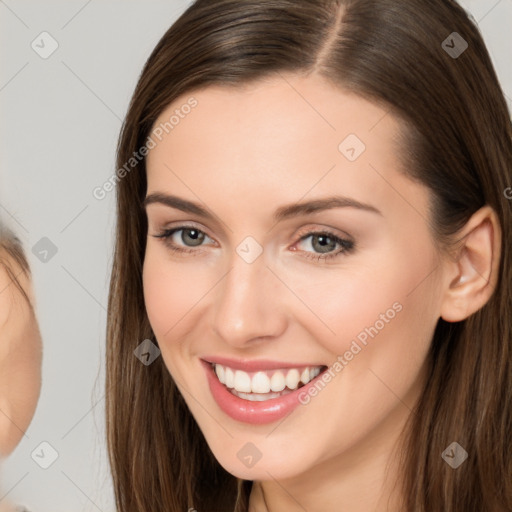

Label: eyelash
[153,225,355,262]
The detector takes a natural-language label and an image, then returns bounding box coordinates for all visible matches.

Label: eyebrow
[143,192,382,222]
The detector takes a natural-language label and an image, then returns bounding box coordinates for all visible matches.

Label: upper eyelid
[296,225,352,240]
[144,199,368,236]
[152,221,214,237]
[152,222,350,237]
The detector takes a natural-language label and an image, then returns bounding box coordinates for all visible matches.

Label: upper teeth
[213,364,323,393]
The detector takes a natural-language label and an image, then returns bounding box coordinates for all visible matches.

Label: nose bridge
[211,248,286,346]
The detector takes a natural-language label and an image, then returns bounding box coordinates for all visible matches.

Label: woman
[0,228,42,457]
[106,0,512,510]
[0,227,42,511]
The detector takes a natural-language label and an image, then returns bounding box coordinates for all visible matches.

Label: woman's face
[0,255,42,456]
[143,73,445,481]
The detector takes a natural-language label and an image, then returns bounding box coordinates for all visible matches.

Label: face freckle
[142,72,443,483]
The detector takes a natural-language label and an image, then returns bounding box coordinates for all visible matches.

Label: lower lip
[201,360,324,425]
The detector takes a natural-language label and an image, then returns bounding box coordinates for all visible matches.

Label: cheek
[281,242,440,361]
[142,247,214,352]
[0,314,42,456]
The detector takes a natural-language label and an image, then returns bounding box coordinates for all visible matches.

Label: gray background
[0,1,510,510]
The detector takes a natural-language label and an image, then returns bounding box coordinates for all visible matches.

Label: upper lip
[202,356,326,372]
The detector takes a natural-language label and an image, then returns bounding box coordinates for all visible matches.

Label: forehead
[148,73,400,163]
[145,73,426,224]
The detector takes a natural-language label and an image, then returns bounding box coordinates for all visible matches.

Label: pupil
[313,235,335,253]
[183,229,204,246]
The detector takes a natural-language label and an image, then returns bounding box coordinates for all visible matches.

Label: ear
[440,206,501,323]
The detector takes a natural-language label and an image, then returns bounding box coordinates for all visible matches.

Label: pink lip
[201,359,326,425]
[203,355,322,372]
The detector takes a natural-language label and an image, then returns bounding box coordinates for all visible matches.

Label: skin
[0,249,42,459]
[143,73,500,512]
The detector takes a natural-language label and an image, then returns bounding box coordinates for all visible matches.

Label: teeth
[270,371,286,392]
[234,370,252,392]
[215,364,225,384]
[231,389,293,401]
[252,371,271,393]
[285,369,300,390]
[213,363,324,395]
[310,367,321,379]
[225,367,234,388]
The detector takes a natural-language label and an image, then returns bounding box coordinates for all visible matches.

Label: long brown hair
[106,1,512,510]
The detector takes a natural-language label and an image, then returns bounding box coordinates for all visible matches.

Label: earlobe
[440,206,501,323]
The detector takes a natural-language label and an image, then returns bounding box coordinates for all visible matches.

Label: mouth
[208,361,328,402]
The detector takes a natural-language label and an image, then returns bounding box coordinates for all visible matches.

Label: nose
[210,250,287,348]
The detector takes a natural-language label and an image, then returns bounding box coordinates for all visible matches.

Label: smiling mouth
[210,362,328,402]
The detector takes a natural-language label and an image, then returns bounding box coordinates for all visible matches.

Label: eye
[294,231,355,262]
[153,226,214,254]
[152,225,355,262]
